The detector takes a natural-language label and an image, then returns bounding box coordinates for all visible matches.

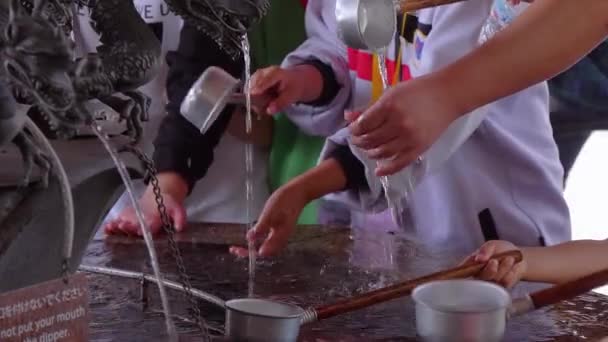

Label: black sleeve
[298,58,340,107]
[152,24,243,193]
[327,144,368,191]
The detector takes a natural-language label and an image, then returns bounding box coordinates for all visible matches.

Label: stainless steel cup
[224,298,304,342]
[335,0,396,51]
[180,66,241,135]
[412,280,510,342]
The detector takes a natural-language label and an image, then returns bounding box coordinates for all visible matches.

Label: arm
[274,142,367,206]
[238,143,366,257]
[436,0,608,119]
[152,23,243,194]
[279,0,351,137]
[521,240,608,284]
[350,0,608,176]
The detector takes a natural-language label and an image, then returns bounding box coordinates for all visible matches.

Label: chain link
[120,145,210,342]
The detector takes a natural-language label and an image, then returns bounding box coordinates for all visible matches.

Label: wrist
[431,71,471,123]
[145,172,188,204]
[289,64,324,103]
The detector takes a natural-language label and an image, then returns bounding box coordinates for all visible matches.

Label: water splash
[241,34,256,297]
[91,125,178,341]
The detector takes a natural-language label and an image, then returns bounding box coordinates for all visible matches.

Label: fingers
[374,151,419,176]
[104,216,140,236]
[229,246,257,258]
[266,88,298,115]
[103,207,163,237]
[350,122,401,151]
[344,110,362,123]
[502,262,526,289]
[103,219,120,234]
[169,202,187,232]
[478,259,499,281]
[349,104,386,137]
[250,66,281,96]
[477,256,524,289]
[250,66,298,115]
[493,256,516,283]
[257,224,292,257]
[247,215,272,243]
[365,137,407,160]
[473,242,498,262]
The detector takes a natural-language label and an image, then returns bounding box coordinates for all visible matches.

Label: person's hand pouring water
[249,64,324,115]
[347,77,463,176]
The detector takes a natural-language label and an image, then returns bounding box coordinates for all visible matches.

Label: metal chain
[120,145,210,342]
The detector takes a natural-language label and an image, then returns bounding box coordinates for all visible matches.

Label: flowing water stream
[241,35,256,297]
[375,49,406,229]
[91,125,178,341]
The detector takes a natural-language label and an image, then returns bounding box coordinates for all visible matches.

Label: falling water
[241,34,256,297]
[91,125,178,341]
[375,49,405,228]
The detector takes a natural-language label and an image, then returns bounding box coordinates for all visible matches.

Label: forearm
[435,0,608,117]
[152,108,234,193]
[522,240,608,284]
[286,158,348,203]
[153,22,242,193]
[284,143,366,204]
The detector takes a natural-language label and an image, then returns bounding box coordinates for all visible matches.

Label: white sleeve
[318,105,489,212]
[280,0,352,137]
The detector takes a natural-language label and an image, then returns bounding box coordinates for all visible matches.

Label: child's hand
[250,64,323,115]
[462,240,527,289]
[103,190,187,237]
[229,184,309,258]
[346,77,461,176]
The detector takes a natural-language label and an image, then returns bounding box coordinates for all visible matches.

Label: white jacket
[283,0,571,254]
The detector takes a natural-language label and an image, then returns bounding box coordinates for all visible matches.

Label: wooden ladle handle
[399,0,468,13]
[314,250,522,321]
[530,268,608,310]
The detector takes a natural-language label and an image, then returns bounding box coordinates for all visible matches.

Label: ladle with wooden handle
[224,250,522,342]
[302,249,522,323]
[413,268,608,341]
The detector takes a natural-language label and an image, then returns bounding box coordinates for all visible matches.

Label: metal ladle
[412,268,608,341]
[180,66,272,135]
[335,0,470,51]
[224,250,521,341]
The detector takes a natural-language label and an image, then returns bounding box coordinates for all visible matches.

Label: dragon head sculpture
[2,0,76,113]
[165,0,271,58]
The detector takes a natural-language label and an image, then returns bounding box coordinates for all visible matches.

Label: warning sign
[0,273,89,341]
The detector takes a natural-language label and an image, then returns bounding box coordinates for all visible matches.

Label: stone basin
[82,223,608,341]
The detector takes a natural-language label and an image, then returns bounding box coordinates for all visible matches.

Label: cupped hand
[230,184,308,258]
[347,76,461,176]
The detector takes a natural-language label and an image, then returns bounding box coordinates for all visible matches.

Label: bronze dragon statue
[0,0,272,334]
[0,0,272,185]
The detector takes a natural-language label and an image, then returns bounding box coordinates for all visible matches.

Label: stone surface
[82,223,608,341]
